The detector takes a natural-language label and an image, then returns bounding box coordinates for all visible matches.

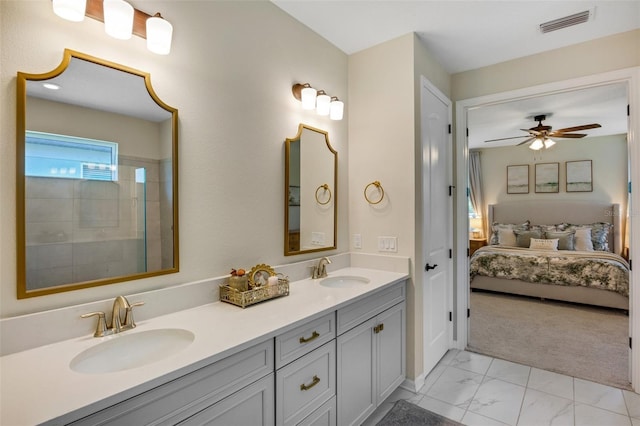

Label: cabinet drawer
[70,340,274,426]
[276,341,336,426]
[337,281,405,335]
[298,395,336,426]
[178,373,275,426]
[275,312,335,369]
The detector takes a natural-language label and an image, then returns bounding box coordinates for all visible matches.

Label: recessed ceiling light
[42,83,61,90]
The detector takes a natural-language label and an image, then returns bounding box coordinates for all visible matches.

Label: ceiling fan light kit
[484,114,601,150]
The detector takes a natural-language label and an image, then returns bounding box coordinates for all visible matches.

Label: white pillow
[530,238,558,250]
[497,228,517,246]
[574,228,594,251]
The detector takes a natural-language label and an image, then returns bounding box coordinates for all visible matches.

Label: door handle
[425,263,438,271]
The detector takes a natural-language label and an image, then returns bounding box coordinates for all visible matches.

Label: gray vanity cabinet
[336,282,406,426]
[67,340,274,426]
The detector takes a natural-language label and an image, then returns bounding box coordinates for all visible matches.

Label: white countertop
[0,267,408,425]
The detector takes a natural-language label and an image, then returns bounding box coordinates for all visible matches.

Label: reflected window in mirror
[17,49,179,298]
[285,124,337,255]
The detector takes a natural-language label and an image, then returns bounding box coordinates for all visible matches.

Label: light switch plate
[377,236,397,252]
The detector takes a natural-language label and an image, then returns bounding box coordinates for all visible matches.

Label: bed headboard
[487,200,621,255]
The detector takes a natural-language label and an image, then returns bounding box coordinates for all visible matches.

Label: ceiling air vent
[539,9,593,34]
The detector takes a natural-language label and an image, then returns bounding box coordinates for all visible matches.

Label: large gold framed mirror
[285,124,337,255]
[17,49,179,298]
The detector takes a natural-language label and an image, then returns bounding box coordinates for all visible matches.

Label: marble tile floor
[363,349,640,426]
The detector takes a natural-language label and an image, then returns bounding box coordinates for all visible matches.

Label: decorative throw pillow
[490,221,529,245]
[497,229,517,247]
[561,222,610,251]
[589,222,612,252]
[544,230,576,251]
[530,238,559,250]
[530,224,558,233]
[573,228,594,251]
[514,229,543,248]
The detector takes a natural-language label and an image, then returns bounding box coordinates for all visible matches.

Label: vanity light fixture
[316,90,331,116]
[52,0,87,22]
[329,97,344,121]
[51,0,173,55]
[103,0,134,40]
[292,83,344,120]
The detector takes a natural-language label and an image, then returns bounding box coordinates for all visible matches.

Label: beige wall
[348,33,451,382]
[1,1,348,317]
[452,29,640,101]
[478,134,628,208]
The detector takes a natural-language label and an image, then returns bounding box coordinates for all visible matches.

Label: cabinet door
[178,373,274,426]
[376,301,406,404]
[336,317,376,426]
[297,396,336,426]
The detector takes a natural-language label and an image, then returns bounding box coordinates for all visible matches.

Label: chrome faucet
[82,295,145,337]
[311,257,332,279]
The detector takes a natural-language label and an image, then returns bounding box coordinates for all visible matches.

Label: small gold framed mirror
[284,124,337,255]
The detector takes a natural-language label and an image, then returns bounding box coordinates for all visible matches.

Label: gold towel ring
[315,184,332,205]
[364,181,384,204]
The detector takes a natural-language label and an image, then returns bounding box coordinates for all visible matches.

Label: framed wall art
[566,160,593,192]
[535,162,559,193]
[507,164,529,194]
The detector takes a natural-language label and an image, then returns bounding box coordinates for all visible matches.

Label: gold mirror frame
[284,124,337,256]
[16,49,179,298]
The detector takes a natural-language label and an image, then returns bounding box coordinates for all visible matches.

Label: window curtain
[469,150,486,237]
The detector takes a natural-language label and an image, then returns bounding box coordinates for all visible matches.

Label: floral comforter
[470,246,630,297]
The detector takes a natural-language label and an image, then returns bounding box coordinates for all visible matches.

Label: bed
[469,200,629,310]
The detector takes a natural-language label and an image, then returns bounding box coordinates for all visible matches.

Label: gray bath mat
[377,400,464,426]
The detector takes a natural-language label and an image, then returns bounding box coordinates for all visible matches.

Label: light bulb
[330,98,344,120]
[146,14,173,55]
[103,0,134,40]
[316,91,331,115]
[301,86,317,110]
[529,139,544,150]
[52,0,86,22]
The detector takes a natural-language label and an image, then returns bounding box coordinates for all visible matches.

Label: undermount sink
[70,328,195,374]
[320,275,370,288]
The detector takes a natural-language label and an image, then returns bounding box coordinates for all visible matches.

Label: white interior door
[421,76,453,375]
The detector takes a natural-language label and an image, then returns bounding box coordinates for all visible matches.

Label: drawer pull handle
[299,331,320,344]
[300,375,320,391]
[374,323,385,334]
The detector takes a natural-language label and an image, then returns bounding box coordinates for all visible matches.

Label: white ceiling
[272,0,638,148]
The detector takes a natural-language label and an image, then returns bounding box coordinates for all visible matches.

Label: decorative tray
[219,277,289,308]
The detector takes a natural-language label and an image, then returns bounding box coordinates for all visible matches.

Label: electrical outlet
[377,236,398,252]
[311,232,325,245]
[353,234,362,249]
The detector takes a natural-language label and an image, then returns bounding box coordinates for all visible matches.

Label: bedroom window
[25,131,118,181]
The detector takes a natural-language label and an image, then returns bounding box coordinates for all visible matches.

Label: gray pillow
[514,229,543,248]
[490,221,529,245]
[545,230,576,251]
[560,222,612,251]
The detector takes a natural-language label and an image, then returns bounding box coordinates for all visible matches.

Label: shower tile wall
[25,155,166,289]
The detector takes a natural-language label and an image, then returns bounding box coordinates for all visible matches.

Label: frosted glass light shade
[147,15,173,55]
[53,0,86,22]
[316,92,331,115]
[529,139,544,150]
[301,87,317,110]
[330,99,344,120]
[543,138,556,148]
[103,0,134,40]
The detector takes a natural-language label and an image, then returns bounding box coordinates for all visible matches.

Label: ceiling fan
[484,114,601,150]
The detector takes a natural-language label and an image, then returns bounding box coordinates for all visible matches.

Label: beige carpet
[467,290,631,390]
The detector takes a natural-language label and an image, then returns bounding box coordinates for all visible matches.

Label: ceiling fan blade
[553,123,601,133]
[484,135,530,143]
[549,133,586,139]
[517,137,536,146]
